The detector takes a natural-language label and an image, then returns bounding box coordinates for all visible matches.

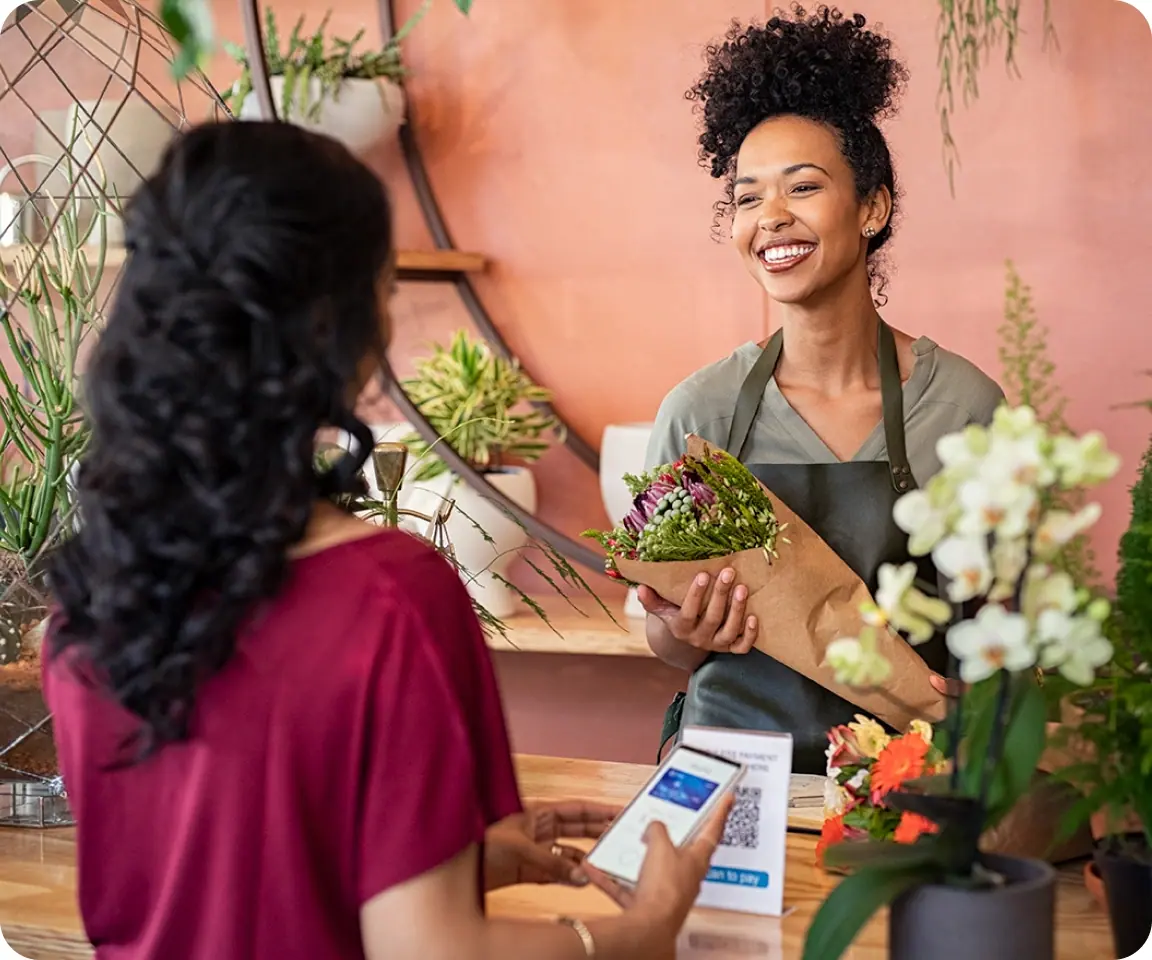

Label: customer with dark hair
[44,120,728,960]
[643,6,1004,771]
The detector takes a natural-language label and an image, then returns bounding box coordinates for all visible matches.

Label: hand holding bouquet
[583,434,946,731]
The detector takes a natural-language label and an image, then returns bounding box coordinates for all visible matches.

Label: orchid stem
[947,651,964,792]
[978,670,1013,812]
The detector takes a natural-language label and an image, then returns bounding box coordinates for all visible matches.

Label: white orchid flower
[1052,432,1122,488]
[936,424,989,473]
[892,489,949,556]
[933,536,994,603]
[946,604,1036,685]
[956,475,1036,540]
[1036,609,1114,686]
[825,630,892,687]
[988,536,1029,602]
[1033,503,1103,559]
[1021,566,1078,621]
[874,562,952,642]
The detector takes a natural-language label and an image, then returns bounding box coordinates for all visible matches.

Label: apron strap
[726,321,913,493]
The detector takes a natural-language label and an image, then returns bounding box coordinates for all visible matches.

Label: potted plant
[223,2,471,153]
[0,151,110,826]
[803,403,1121,960]
[396,329,561,618]
[1047,415,1152,959]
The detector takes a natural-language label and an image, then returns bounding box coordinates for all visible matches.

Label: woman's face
[730,115,889,306]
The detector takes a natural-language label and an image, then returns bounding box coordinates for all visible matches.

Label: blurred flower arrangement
[803,403,1121,960]
[817,716,948,869]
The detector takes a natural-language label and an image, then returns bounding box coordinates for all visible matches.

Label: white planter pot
[600,423,654,619]
[403,468,538,619]
[240,77,406,154]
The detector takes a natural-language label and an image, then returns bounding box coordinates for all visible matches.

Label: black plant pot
[889,855,1056,960]
[1094,835,1152,960]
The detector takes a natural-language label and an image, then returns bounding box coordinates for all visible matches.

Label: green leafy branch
[937,0,1057,193]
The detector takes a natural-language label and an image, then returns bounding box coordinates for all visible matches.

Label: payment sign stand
[680,726,794,917]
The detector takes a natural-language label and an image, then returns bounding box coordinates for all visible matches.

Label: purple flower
[622,480,674,535]
[685,478,716,507]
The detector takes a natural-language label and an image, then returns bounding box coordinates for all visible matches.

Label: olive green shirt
[645,337,1005,479]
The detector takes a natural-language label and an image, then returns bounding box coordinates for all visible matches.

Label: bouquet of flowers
[817,715,948,869]
[583,434,946,732]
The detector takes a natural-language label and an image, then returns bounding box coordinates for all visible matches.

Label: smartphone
[584,744,744,886]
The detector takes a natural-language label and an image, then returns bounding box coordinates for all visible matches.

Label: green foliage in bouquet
[998,260,1100,588]
[400,330,560,483]
[580,449,781,580]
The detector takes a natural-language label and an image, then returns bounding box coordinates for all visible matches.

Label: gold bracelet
[557,915,596,957]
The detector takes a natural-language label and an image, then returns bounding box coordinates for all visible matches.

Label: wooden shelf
[485,595,654,658]
[0,246,486,276]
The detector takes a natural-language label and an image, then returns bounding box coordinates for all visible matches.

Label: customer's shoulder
[915,338,1005,425]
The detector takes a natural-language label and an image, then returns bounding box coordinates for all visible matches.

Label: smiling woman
[641,4,1006,772]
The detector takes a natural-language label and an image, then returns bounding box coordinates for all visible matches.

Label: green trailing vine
[997,259,1101,587]
[936,0,1057,193]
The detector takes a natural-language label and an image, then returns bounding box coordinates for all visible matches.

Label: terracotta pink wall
[200,1,1152,762]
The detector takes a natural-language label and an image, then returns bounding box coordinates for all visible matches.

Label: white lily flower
[1033,503,1103,559]
[946,604,1036,684]
[1052,432,1121,488]
[933,536,993,603]
[1036,609,1114,686]
[988,536,1029,602]
[893,489,948,556]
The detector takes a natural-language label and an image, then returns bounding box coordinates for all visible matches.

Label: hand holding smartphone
[584,744,743,887]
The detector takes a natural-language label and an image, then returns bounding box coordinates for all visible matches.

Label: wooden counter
[486,596,654,658]
[0,756,1113,960]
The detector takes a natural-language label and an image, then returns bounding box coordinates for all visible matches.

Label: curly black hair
[48,121,392,758]
[687,4,908,295]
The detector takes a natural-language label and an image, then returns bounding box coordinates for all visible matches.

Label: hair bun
[689,4,908,179]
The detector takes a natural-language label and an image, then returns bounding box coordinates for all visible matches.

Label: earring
[863,226,877,238]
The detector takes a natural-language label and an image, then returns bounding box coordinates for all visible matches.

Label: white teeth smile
[760,244,816,264]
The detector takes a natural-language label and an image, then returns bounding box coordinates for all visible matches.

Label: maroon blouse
[44,529,523,959]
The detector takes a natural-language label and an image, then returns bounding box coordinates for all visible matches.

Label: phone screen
[584,745,743,885]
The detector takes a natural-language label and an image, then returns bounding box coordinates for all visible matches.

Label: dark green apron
[660,321,947,773]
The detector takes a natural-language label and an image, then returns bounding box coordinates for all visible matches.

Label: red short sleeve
[354,548,522,903]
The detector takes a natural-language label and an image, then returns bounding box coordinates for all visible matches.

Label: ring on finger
[551,844,565,859]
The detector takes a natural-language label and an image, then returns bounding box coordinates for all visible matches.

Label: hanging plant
[936,0,1057,193]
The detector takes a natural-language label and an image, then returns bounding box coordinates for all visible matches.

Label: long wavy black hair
[48,120,393,757]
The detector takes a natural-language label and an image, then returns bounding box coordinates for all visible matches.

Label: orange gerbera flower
[894,811,939,844]
[815,814,846,869]
[870,733,930,803]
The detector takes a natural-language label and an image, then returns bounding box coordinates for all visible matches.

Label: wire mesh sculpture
[0,0,228,826]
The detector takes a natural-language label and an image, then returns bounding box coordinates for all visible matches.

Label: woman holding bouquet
[642,5,1004,773]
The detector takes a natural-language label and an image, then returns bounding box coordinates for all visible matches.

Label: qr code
[720,786,761,850]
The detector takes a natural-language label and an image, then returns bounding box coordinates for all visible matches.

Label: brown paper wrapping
[613,434,946,732]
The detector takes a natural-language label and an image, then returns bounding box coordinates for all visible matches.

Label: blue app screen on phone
[648,768,719,811]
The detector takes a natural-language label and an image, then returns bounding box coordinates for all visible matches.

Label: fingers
[676,572,712,625]
[688,792,735,863]
[712,581,749,648]
[729,614,758,655]
[549,801,620,839]
[583,864,635,908]
[637,585,677,618]
[517,841,589,887]
[698,569,735,633]
[930,673,964,698]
